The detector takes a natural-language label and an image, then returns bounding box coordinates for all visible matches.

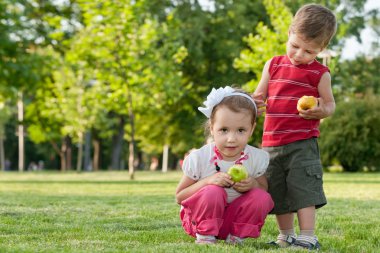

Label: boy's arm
[299,72,336,119]
[252,59,271,116]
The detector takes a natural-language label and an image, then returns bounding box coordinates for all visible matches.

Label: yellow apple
[297,96,318,111]
[227,164,248,182]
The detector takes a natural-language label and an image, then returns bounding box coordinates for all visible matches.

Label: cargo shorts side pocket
[305,164,323,192]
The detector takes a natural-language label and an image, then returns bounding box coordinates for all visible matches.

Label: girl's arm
[175,172,234,204]
[299,72,336,119]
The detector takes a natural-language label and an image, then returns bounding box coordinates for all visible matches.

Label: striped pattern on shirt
[262,55,329,147]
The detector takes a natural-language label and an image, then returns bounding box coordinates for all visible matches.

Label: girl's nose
[227,133,237,142]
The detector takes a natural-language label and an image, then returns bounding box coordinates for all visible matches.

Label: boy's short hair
[290,4,337,49]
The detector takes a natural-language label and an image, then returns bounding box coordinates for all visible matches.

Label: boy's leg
[269,213,296,247]
[294,206,320,249]
[180,185,226,239]
[218,188,274,240]
[264,145,295,247]
[297,206,315,232]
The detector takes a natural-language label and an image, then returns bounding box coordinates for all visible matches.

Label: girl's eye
[220,128,228,133]
[292,44,299,49]
[238,128,246,133]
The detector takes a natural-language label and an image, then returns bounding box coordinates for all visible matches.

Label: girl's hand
[232,177,256,193]
[208,172,235,188]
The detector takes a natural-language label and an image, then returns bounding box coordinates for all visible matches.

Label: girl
[175,86,274,245]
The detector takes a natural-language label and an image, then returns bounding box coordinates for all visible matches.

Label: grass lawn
[0,171,379,252]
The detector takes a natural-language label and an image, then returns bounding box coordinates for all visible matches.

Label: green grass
[0,171,379,252]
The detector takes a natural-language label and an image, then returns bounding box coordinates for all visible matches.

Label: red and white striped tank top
[262,55,329,147]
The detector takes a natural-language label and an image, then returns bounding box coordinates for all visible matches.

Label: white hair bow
[198,86,257,118]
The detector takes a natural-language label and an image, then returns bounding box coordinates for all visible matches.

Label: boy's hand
[299,97,334,119]
[252,92,267,116]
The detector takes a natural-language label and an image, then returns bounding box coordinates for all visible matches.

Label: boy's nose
[295,50,304,59]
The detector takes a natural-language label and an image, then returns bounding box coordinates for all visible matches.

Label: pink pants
[180,185,274,239]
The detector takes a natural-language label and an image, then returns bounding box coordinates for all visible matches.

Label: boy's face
[286,32,323,65]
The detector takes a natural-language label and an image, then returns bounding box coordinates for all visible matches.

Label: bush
[319,95,380,172]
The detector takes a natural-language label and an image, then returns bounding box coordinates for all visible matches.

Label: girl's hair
[290,4,337,49]
[204,88,257,136]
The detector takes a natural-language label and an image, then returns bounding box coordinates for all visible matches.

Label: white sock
[300,229,314,237]
[297,234,318,245]
[280,229,296,237]
[196,233,216,241]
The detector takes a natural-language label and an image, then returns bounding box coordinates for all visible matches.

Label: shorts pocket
[305,165,323,192]
[306,165,323,179]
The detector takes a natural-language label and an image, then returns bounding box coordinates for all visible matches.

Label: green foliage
[333,56,380,98]
[233,0,290,91]
[320,95,380,172]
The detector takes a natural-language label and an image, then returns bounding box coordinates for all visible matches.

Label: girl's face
[210,106,255,161]
[286,32,322,65]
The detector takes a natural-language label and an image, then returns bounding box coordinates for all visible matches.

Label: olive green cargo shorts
[264,138,326,215]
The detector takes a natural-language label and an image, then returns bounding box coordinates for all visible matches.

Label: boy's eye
[238,128,246,133]
[292,44,299,49]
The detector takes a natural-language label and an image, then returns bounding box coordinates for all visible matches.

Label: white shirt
[182,143,269,203]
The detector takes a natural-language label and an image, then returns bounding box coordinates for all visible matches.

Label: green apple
[227,164,248,182]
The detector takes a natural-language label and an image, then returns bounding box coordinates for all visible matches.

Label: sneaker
[195,234,217,245]
[293,235,321,250]
[225,234,244,245]
[268,234,296,248]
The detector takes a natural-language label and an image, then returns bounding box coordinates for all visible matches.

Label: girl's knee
[198,185,227,202]
[248,189,274,210]
[202,185,226,196]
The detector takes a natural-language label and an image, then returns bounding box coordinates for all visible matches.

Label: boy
[253,4,337,250]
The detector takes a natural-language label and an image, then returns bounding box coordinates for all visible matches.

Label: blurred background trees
[1,0,378,173]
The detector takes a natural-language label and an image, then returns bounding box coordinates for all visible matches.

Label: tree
[319,95,380,171]
[333,56,380,98]
[1,0,82,171]
[57,1,186,176]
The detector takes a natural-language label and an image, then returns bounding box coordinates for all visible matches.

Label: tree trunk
[162,144,169,173]
[92,138,100,171]
[127,91,135,180]
[84,131,91,171]
[76,132,83,172]
[66,136,72,170]
[0,137,4,171]
[17,91,24,172]
[49,139,66,171]
[60,137,67,171]
[128,141,134,179]
[111,116,125,170]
